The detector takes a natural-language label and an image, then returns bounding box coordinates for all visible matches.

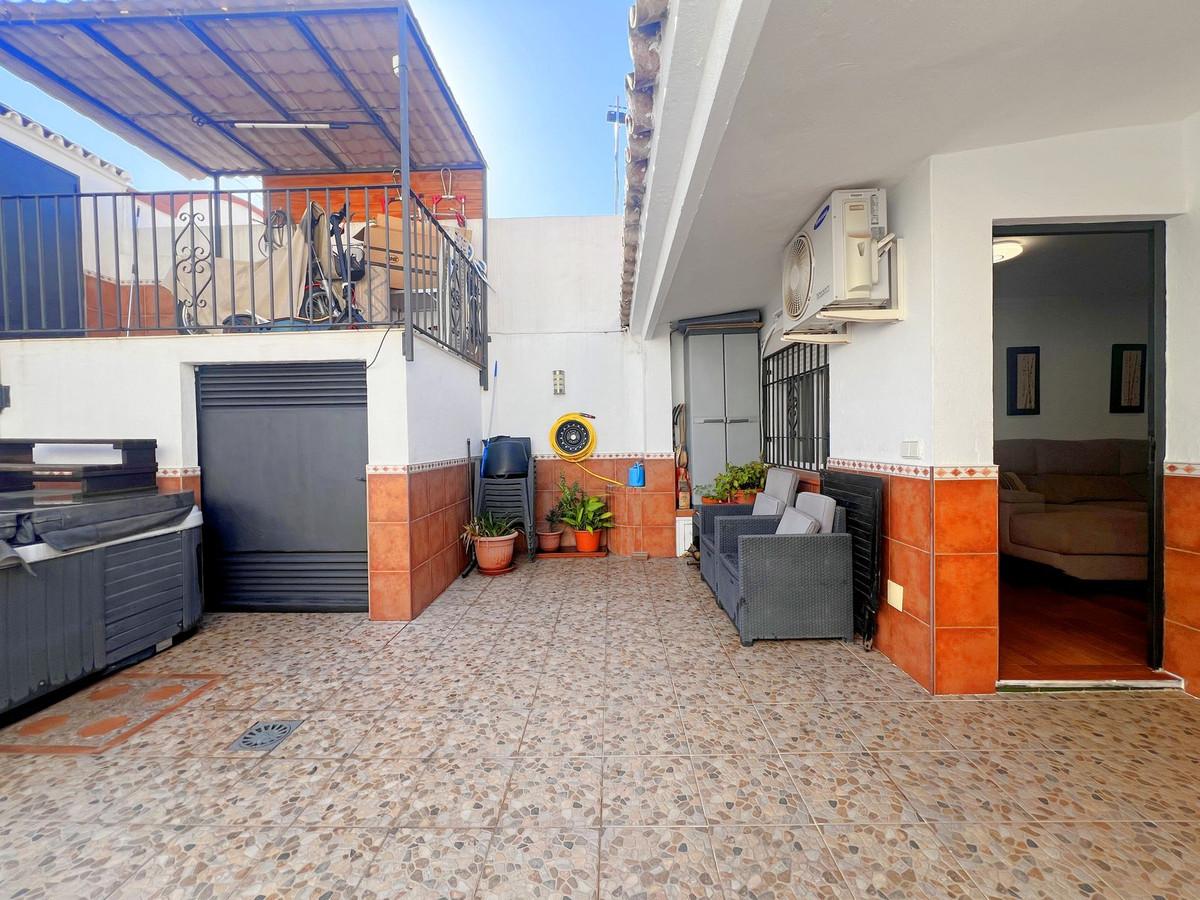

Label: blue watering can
[628,461,645,487]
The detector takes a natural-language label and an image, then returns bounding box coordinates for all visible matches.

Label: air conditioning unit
[765,188,901,350]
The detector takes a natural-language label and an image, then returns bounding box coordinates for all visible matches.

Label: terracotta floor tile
[874,751,1028,823]
[1,557,1196,898]
[934,822,1114,899]
[600,826,722,899]
[601,756,705,826]
[356,828,489,899]
[481,828,600,899]
[820,823,975,898]
[784,752,920,826]
[710,825,851,898]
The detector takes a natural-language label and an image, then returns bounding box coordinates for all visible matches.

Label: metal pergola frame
[0,1,490,371]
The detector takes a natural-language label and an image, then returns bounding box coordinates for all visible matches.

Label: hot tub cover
[0,489,194,567]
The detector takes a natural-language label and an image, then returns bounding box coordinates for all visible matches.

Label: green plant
[699,478,734,502]
[731,460,767,491]
[461,511,518,549]
[560,494,614,533]
[544,504,563,529]
[554,474,585,519]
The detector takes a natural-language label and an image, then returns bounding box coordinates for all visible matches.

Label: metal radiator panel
[819,470,884,643]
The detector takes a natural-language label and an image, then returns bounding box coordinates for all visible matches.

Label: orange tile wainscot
[367,461,471,621]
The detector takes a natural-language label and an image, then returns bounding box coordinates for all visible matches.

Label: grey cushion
[794,493,836,534]
[752,493,785,516]
[776,507,820,535]
[763,467,800,504]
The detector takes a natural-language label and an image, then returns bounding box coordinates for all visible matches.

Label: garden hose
[549,412,625,487]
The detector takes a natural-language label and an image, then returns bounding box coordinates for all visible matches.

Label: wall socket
[886,579,904,611]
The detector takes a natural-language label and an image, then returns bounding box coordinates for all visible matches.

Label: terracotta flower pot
[573,529,602,553]
[474,532,517,574]
[536,528,563,552]
[735,489,761,504]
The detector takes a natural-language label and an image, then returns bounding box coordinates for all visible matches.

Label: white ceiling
[645,0,1200,332]
[993,232,1152,303]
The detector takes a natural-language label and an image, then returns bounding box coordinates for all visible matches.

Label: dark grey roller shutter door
[197,362,368,612]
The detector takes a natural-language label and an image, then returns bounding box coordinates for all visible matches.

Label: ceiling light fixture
[230,121,350,131]
[992,240,1023,264]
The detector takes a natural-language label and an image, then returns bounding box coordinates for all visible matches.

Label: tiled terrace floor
[2,558,1199,898]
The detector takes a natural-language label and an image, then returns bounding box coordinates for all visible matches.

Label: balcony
[0,0,489,368]
[0,183,487,367]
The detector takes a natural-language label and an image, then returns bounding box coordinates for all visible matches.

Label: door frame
[993,221,1167,669]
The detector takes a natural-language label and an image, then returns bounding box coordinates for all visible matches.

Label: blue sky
[0,0,631,218]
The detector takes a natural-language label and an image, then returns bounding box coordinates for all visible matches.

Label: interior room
[992,229,1169,683]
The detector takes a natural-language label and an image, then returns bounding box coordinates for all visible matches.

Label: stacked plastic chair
[473,436,537,559]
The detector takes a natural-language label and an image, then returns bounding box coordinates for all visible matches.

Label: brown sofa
[995,438,1148,581]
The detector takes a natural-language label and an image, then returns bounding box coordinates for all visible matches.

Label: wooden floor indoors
[998,570,1175,682]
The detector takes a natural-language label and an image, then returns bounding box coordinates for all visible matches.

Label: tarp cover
[0,490,194,567]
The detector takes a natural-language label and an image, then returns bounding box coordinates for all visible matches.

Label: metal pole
[212,174,222,258]
[479,167,489,389]
[613,96,620,215]
[398,7,414,361]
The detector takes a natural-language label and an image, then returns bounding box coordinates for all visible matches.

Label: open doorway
[992,224,1172,685]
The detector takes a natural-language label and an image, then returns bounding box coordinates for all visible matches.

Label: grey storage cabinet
[1,523,203,715]
[685,332,761,497]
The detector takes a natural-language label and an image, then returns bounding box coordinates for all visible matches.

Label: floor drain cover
[228,720,303,752]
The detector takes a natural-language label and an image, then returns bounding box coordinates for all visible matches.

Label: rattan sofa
[713,502,854,645]
[694,467,799,589]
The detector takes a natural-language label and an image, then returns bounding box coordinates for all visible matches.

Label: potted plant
[536,504,565,552]
[561,493,614,552]
[462,511,519,575]
[698,481,733,504]
[732,460,767,503]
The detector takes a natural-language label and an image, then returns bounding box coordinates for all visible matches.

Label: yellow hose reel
[549,412,624,487]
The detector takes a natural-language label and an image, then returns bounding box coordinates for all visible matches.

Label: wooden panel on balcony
[263,170,485,224]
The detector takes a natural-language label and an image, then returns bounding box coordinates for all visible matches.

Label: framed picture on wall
[1110,343,1146,413]
[1006,346,1040,416]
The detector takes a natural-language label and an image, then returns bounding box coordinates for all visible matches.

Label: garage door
[196,362,368,611]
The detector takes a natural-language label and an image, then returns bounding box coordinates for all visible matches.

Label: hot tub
[0,489,203,715]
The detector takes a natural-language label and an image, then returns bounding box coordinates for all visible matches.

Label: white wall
[406,336,482,464]
[828,159,935,464]
[486,215,673,456]
[992,293,1148,441]
[929,121,1190,465]
[1166,111,1200,462]
[0,331,409,467]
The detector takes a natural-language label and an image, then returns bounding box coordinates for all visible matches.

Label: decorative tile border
[826,458,931,479]
[933,465,999,480]
[1165,461,1200,477]
[366,457,470,475]
[158,466,200,477]
[824,458,999,480]
[533,452,674,460]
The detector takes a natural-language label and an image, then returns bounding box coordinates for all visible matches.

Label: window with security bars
[761,343,829,471]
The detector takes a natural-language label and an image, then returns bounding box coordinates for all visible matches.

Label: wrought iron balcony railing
[0,183,487,368]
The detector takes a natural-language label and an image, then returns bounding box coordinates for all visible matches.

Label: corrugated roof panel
[0,2,484,176]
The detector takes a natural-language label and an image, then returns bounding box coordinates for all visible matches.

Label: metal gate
[196,362,368,611]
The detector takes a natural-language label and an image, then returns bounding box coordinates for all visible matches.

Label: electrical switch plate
[886,579,903,611]
[900,440,922,459]
[552,370,565,395]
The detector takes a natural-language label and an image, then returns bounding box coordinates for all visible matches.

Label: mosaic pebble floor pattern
[1,557,1198,898]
